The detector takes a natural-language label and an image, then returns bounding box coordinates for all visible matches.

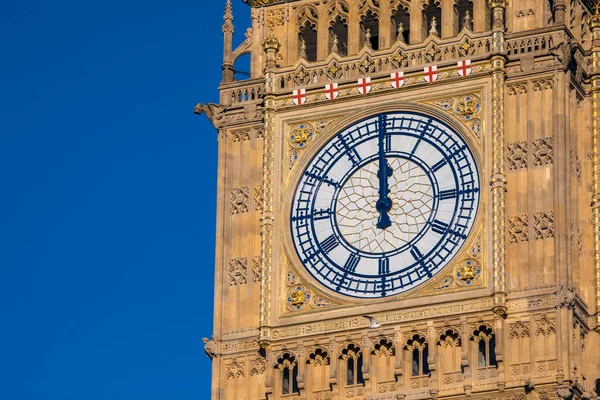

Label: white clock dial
[290,112,480,298]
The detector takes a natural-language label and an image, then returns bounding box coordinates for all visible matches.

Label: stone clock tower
[196,0,600,398]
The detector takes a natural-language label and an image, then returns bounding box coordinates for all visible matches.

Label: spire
[222,0,235,83]
[222,0,234,35]
[429,16,438,36]
[462,11,472,31]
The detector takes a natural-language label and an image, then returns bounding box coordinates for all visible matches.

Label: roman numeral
[313,208,332,220]
[378,258,390,275]
[343,254,360,272]
[431,219,449,235]
[321,234,340,254]
[431,159,448,172]
[438,189,458,200]
[410,246,424,260]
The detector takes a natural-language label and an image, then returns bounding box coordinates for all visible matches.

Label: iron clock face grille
[290,112,480,298]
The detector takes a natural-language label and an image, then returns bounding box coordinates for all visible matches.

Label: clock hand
[376,114,393,230]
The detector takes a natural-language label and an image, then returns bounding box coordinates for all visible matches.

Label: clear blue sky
[0,1,251,398]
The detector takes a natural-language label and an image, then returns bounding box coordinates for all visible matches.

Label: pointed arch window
[424,0,442,36]
[306,348,330,392]
[276,353,299,395]
[471,325,497,368]
[299,21,318,62]
[329,16,348,56]
[340,344,364,386]
[360,11,380,50]
[405,334,430,377]
[392,6,410,43]
[457,0,473,31]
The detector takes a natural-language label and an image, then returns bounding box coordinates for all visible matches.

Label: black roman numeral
[431,159,448,172]
[438,189,458,200]
[431,219,449,235]
[378,258,390,275]
[321,234,340,254]
[343,254,360,272]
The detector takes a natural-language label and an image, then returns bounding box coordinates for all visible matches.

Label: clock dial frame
[285,108,483,300]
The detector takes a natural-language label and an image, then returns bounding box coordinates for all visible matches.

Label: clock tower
[197,0,600,398]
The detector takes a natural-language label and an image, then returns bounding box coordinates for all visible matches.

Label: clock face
[290,112,480,298]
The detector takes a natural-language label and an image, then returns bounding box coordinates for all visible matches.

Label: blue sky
[0,1,251,398]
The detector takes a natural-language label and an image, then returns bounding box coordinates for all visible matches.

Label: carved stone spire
[223,0,234,34]
[222,0,235,83]
[462,11,472,31]
[299,37,307,59]
[397,22,404,42]
[331,34,339,54]
[365,28,372,49]
[429,16,438,36]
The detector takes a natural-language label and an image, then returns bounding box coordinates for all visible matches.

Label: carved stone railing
[273,30,493,92]
[504,27,567,58]
[219,78,265,106]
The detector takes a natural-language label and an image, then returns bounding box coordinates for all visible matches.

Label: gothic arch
[294,4,320,29]
[325,0,350,25]
[372,337,395,357]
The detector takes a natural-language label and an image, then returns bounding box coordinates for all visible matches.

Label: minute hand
[376,115,393,230]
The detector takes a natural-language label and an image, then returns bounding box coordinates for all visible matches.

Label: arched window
[329,16,349,56]
[392,6,410,43]
[340,344,364,386]
[437,329,462,380]
[424,0,442,36]
[306,348,330,393]
[276,353,299,395]
[405,334,430,377]
[471,325,497,368]
[360,11,380,50]
[299,21,318,62]
[372,338,395,383]
[457,0,473,31]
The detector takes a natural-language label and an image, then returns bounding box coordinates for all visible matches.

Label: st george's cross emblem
[292,88,307,106]
[390,71,405,88]
[357,77,372,94]
[325,83,339,100]
[423,66,438,83]
[457,59,472,77]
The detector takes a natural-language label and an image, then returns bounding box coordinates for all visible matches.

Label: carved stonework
[251,256,262,282]
[506,141,528,170]
[253,184,263,212]
[230,129,250,142]
[249,359,266,376]
[425,94,482,136]
[229,258,248,286]
[226,358,245,379]
[532,137,553,166]
[533,211,555,240]
[230,187,249,214]
[283,263,341,314]
[508,214,529,243]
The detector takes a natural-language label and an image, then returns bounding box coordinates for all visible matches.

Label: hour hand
[376,161,393,230]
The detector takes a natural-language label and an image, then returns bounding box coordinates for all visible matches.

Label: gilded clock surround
[280,99,488,309]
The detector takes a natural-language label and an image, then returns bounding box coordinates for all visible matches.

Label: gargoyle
[194,102,225,127]
[550,39,572,71]
[202,337,217,360]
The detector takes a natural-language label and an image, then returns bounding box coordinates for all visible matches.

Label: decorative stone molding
[229,257,248,286]
[532,137,554,166]
[506,141,528,170]
[253,184,263,212]
[230,187,250,214]
[533,211,555,240]
[507,214,529,243]
[225,358,246,379]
